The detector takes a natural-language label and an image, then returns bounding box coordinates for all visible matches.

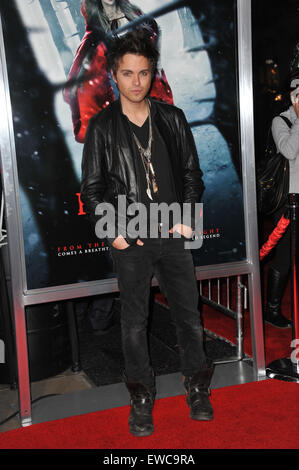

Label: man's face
[112,53,152,106]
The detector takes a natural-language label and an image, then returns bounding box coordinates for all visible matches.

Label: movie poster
[0,0,245,290]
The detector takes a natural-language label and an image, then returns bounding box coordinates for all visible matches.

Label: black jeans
[111,236,208,395]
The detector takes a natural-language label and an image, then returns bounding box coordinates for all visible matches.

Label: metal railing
[200,275,250,364]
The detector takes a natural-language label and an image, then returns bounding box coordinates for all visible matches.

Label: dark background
[252,0,299,161]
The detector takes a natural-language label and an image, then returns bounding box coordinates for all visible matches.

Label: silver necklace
[132,100,158,200]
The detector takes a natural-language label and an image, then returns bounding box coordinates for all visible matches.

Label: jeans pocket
[112,243,135,254]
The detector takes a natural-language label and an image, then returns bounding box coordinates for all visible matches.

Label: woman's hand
[291,87,299,118]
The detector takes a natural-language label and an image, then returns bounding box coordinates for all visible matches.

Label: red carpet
[0,379,297,449]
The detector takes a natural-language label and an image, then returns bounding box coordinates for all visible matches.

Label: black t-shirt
[128,113,178,231]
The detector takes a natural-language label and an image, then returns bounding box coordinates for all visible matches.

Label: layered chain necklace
[132,100,158,200]
[109,15,126,31]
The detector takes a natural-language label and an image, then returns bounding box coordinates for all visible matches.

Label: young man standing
[81,30,213,437]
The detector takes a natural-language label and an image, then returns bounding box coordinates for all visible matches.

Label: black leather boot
[184,366,214,421]
[264,268,292,328]
[125,379,155,437]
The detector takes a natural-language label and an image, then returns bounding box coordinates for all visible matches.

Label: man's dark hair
[106,29,159,76]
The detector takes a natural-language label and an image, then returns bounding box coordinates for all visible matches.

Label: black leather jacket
[81,98,204,243]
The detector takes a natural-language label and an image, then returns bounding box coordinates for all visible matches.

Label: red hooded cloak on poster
[63,0,173,143]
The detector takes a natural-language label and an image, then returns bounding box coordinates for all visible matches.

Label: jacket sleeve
[176,109,205,230]
[81,117,108,225]
[272,114,299,161]
[81,117,138,245]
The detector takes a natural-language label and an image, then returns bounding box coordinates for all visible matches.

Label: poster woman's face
[101,0,116,8]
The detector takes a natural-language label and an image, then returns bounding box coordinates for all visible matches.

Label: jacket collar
[116,96,157,120]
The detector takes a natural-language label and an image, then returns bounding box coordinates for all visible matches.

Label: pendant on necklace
[146,173,153,200]
[149,163,158,193]
[143,149,151,161]
[146,187,153,200]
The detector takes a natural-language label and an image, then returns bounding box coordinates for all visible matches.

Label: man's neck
[121,97,149,127]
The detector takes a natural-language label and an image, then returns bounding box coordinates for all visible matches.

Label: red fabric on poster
[64,26,174,144]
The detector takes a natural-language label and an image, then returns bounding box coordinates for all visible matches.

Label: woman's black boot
[125,379,155,437]
[264,267,292,328]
